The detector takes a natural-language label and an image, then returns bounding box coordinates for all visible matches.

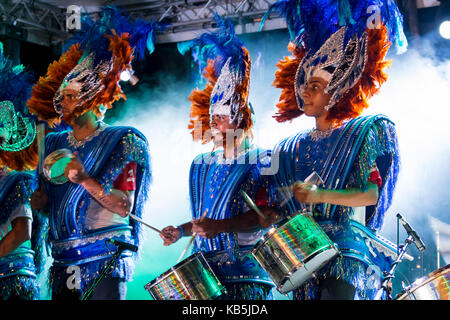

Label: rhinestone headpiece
[295,27,368,111]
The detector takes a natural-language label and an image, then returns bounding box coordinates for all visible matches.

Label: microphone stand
[81,242,126,301]
[374,234,414,300]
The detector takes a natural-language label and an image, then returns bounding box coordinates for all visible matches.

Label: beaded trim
[67,121,107,148]
[308,127,336,141]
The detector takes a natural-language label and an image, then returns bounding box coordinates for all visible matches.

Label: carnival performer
[160,15,279,300]
[261,0,407,299]
[0,42,48,300]
[27,7,154,300]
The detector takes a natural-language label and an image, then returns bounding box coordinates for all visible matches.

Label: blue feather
[62,6,160,65]
[261,0,407,55]
[0,42,35,118]
[178,13,247,79]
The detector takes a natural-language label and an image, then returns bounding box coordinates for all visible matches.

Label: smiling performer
[27,7,154,300]
[262,0,407,299]
[160,15,278,300]
[0,42,48,300]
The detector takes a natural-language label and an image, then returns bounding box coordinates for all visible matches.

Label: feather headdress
[27,6,158,127]
[178,14,253,143]
[262,0,407,125]
[0,42,38,171]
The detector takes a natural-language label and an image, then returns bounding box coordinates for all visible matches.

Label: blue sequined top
[270,115,400,278]
[189,147,274,285]
[0,172,37,280]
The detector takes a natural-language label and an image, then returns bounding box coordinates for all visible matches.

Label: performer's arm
[160,222,192,246]
[294,181,379,207]
[160,205,280,244]
[64,154,133,217]
[80,178,134,217]
[191,206,281,239]
[0,217,32,258]
[30,185,48,213]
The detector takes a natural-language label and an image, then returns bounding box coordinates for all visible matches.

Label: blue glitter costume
[180,15,275,299]
[262,0,407,300]
[0,172,42,300]
[271,115,400,299]
[26,7,156,299]
[0,40,47,300]
[190,148,275,299]
[40,126,151,297]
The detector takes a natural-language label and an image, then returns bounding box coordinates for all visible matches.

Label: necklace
[67,121,107,148]
[308,126,336,141]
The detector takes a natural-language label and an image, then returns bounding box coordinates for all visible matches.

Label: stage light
[439,20,450,39]
[120,70,132,82]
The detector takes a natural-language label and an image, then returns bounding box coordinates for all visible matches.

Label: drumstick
[129,213,163,234]
[278,185,295,207]
[177,211,208,263]
[240,190,266,219]
[36,123,46,175]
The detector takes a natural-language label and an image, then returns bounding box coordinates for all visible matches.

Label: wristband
[177,225,184,238]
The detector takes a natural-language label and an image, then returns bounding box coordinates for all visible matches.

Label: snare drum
[144,251,226,300]
[395,264,449,300]
[42,148,73,184]
[252,212,339,294]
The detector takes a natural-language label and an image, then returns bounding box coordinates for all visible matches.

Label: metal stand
[81,244,124,301]
[374,234,414,300]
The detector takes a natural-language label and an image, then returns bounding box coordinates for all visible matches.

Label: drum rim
[145,251,205,288]
[395,264,450,299]
[144,251,226,300]
[43,148,73,184]
[252,212,308,251]
[252,213,334,254]
[253,245,339,293]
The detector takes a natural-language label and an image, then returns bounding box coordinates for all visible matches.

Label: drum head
[145,252,225,300]
[43,149,73,184]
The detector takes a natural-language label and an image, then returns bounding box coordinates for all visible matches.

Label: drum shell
[144,251,225,300]
[396,264,450,300]
[252,212,339,294]
[42,148,73,184]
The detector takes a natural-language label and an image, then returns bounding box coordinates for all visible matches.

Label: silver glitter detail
[53,53,112,114]
[294,27,369,112]
[0,100,36,152]
[67,121,107,148]
[51,229,130,255]
[209,58,241,123]
[308,127,336,141]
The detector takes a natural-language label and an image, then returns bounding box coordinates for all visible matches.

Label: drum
[144,251,226,300]
[395,264,449,300]
[42,149,73,184]
[252,212,339,294]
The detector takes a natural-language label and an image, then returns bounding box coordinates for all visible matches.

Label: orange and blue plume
[177,13,248,80]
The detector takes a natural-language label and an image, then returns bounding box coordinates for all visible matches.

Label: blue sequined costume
[270,115,400,300]
[39,126,151,298]
[189,147,275,299]
[0,171,41,300]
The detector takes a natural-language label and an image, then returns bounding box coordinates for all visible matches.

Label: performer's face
[300,77,332,117]
[59,82,83,122]
[210,114,238,145]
